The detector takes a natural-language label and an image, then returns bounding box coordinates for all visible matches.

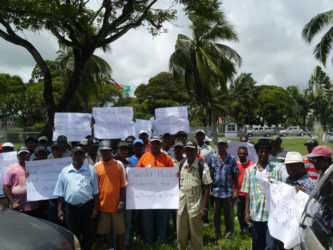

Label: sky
[0,0,332,92]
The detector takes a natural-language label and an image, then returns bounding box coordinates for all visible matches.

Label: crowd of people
[0,130,331,250]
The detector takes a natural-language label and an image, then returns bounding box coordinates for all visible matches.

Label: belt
[67,200,92,208]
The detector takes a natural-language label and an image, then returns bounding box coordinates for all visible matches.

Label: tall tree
[302,10,333,66]
[169,10,241,141]
[0,0,219,138]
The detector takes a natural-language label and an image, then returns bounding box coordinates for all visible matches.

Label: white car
[280,127,305,137]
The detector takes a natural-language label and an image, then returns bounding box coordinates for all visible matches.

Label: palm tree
[302,10,333,66]
[169,10,241,142]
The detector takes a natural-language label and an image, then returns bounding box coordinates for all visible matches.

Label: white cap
[284,152,303,165]
[139,130,148,135]
[195,129,205,135]
[204,136,212,142]
[2,142,14,148]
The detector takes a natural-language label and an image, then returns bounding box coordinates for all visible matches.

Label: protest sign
[227,141,258,163]
[0,152,17,194]
[93,107,135,139]
[52,112,92,141]
[126,167,179,209]
[153,117,189,135]
[26,157,72,201]
[155,106,188,120]
[257,177,309,249]
[135,119,152,138]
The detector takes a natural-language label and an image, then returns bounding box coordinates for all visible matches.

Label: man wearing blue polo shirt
[54,146,99,250]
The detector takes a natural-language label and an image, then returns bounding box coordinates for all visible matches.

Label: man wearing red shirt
[236,146,254,233]
[303,139,320,180]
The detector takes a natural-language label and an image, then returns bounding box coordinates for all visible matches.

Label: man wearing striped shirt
[303,139,320,180]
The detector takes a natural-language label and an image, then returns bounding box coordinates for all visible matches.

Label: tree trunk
[211,105,218,144]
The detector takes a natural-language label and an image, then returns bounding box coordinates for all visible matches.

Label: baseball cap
[25,136,35,143]
[304,139,318,147]
[195,129,205,135]
[217,138,228,144]
[17,146,29,155]
[88,137,99,147]
[150,135,162,143]
[35,146,48,154]
[184,140,197,149]
[51,142,62,149]
[284,152,304,164]
[133,139,144,145]
[79,138,88,146]
[162,132,171,138]
[2,142,14,148]
[176,131,187,137]
[72,146,85,154]
[204,136,212,142]
[117,141,129,148]
[56,135,67,143]
[271,135,282,143]
[174,142,184,148]
[38,136,48,142]
[99,140,112,151]
[308,145,332,158]
[139,130,148,135]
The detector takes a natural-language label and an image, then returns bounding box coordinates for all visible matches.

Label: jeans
[46,199,66,227]
[141,209,169,244]
[251,220,276,250]
[237,196,248,232]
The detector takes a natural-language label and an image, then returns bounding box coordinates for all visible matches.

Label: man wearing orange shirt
[236,146,254,233]
[136,135,174,244]
[94,140,126,250]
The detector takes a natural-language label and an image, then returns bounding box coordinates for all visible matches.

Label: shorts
[96,211,125,235]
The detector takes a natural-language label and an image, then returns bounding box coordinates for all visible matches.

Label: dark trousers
[47,199,66,227]
[66,200,95,250]
[237,196,248,232]
[213,196,234,239]
[251,220,276,250]
[141,209,169,244]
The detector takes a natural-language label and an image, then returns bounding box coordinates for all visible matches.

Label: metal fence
[0,131,40,144]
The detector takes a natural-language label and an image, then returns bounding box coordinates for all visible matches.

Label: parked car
[245,127,275,137]
[280,126,305,137]
[0,206,80,249]
[299,164,333,249]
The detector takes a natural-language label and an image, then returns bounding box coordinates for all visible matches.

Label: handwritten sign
[26,157,72,201]
[93,107,135,139]
[155,106,188,120]
[52,112,92,141]
[126,167,179,209]
[0,152,17,194]
[227,141,258,163]
[135,119,152,138]
[257,177,309,249]
[153,117,189,135]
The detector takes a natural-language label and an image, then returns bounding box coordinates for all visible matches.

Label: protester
[139,130,151,153]
[54,146,99,250]
[1,142,14,153]
[176,131,187,144]
[136,135,174,244]
[303,139,320,180]
[284,152,316,194]
[307,145,332,181]
[236,146,254,233]
[177,140,212,250]
[94,141,126,250]
[172,142,185,167]
[161,132,175,158]
[241,139,283,250]
[49,141,65,159]
[125,135,136,157]
[208,138,239,241]
[25,136,37,159]
[269,136,289,162]
[51,135,71,158]
[3,146,41,217]
[33,146,49,160]
[115,142,133,169]
[79,138,89,153]
[84,137,101,166]
[195,129,215,163]
[240,136,248,142]
[128,139,145,168]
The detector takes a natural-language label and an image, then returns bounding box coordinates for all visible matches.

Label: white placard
[155,106,188,120]
[93,107,135,139]
[135,119,152,138]
[0,152,17,194]
[126,167,179,209]
[153,117,189,135]
[227,141,258,163]
[26,157,72,201]
[52,112,92,141]
[257,177,309,249]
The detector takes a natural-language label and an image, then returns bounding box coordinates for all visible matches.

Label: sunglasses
[311,157,326,163]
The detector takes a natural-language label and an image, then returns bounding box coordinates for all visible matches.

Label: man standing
[54,146,99,250]
[125,135,135,157]
[161,132,175,158]
[177,141,212,250]
[85,137,101,165]
[94,141,126,250]
[241,139,282,250]
[303,139,320,180]
[285,152,316,194]
[1,142,14,152]
[172,142,185,167]
[128,139,145,168]
[25,136,37,159]
[307,145,332,181]
[176,131,187,144]
[139,130,151,153]
[208,138,239,241]
[3,146,41,217]
[236,146,254,233]
[136,135,174,244]
[195,129,215,163]
[269,136,289,162]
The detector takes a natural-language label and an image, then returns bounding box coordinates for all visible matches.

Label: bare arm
[57,197,65,221]
[244,193,252,226]
[199,184,211,220]
[3,185,19,209]
[118,187,126,211]
[91,194,99,218]
[232,173,239,201]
